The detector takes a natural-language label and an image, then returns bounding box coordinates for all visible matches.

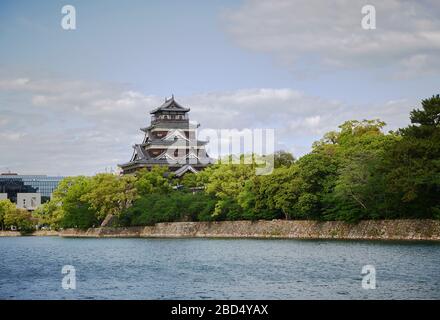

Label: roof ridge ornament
[165,94,174,102]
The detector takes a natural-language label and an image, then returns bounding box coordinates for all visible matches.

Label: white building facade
[16,193,41,211]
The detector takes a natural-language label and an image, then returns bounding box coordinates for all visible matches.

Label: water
[0,237,439,299]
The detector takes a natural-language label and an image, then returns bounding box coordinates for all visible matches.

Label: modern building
[0,173,64,206]
[119,96,213,176]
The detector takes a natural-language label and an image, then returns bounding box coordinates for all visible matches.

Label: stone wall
[1,220,438,240]
[58,219,440,241]
[0,230,59,237]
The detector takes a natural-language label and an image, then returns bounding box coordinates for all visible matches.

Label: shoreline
[1,219,440,241]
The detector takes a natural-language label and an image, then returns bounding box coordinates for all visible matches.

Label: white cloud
[222,0,440,77]
[0,77,415,175]
[0,78,162,175]
[305,115,320,128]
[0,78,30,89]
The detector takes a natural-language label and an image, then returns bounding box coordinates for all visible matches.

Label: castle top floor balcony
[151,114,189,123]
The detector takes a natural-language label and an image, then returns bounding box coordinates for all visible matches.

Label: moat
[1,237,439,299]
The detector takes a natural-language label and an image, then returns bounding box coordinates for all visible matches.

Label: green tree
[124,191,216,226]
[297,146,339,220]
[260,165,302,219]
[0,199,16,230]
[180,172,205,190]
[50,176,97,229]
[134,166,174,195]
[81,173,138,221]
[323,120,398,221]
[385,95,440,218]
[33,200,63,229]
[4,208,34,232]
[203,161,256,218]
[273,150,295,168]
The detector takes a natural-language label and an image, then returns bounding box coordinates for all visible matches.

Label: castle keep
[119,96,212,176]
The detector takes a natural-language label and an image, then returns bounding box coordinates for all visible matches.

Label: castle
[119,96,212,176]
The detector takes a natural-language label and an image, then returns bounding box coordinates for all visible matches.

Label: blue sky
[0,0,439,175]
[1,0,289,95]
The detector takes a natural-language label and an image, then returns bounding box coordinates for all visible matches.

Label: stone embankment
[59,219,440,241]
[1,220,439,240]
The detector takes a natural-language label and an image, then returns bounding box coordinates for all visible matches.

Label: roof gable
[130,145,150,161]
[174,164,199,177]
[163,129,189,142]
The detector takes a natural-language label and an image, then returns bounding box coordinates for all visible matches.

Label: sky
[0,0,439,176]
